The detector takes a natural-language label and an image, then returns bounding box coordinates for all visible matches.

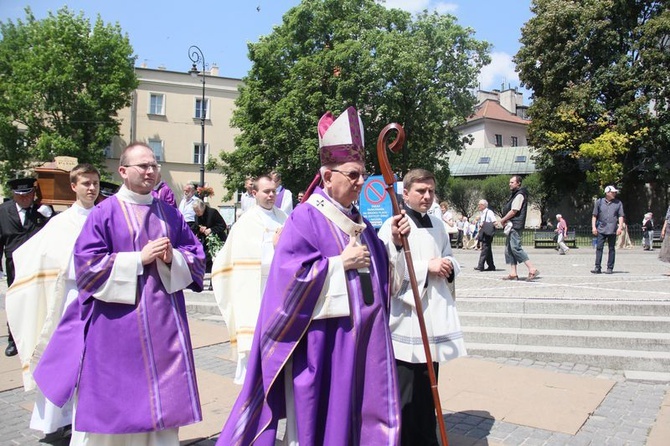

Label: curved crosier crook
[376,122,450,446]
[376,123,406,192]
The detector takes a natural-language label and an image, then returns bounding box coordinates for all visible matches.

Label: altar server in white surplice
[6,163,100,439]
[378,168,467,446]
[211,174,287,384]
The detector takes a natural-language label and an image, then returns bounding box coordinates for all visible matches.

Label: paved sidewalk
[0,246,668,445]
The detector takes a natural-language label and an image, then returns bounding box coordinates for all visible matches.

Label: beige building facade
[106,66,242,210]
[457,89,530,149]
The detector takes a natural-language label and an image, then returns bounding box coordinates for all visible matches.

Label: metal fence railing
[482,225,661,248]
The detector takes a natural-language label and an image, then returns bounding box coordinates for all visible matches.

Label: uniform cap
[99,181,120,198]
[7,178,36,195]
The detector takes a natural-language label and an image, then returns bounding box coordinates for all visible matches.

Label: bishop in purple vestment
[217,107,409,445]
[34,143,205,443]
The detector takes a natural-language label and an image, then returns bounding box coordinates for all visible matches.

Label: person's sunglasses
[331,169,369,182]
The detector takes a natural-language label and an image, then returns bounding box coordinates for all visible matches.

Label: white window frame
[193,143,209,164]
[149,93,165,115]
[148,139,164,162]
[194,97,210,120]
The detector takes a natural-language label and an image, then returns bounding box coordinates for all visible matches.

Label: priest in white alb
[378,168,467,446]
[6,163,101,440]
[210,174,287,383]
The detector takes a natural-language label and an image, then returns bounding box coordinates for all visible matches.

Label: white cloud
[380,1,457,14]
[434,2,458,14]
[477,51,519,91]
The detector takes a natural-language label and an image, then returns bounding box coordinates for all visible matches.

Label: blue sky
[2,0,533,101]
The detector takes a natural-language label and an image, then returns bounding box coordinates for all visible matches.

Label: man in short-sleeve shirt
[591,185,625,274]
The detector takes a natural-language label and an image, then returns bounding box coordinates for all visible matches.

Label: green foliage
[205,233,224,259]
[477,175,510,217]
[444,173,550,221]
[444,177,481,218]
[0,7,137,182]
[220,0,490,198]
[514,0,670,199]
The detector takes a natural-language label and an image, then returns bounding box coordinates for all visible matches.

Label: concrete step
[185,300,220,315]
[464,326,670,352]
[465,343,670,374]
[457,298,670,374]
[456,298,670,317]
[459,312,670,333]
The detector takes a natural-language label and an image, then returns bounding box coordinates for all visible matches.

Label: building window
[478,157,490,164]
[149,93,165,115]
[511,136,519,147]
[515,155,527,163]
[195,98,210,120]
[193,143,208,164]
[494,134,503,147]
[148,139,164,162]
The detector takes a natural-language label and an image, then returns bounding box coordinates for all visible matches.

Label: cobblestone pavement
[2,246,669,445]
[2,310,667,445]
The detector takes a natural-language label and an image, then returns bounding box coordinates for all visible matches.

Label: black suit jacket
[196,206,228,245]
[0,200,51,285]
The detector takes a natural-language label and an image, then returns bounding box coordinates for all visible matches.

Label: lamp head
[189,63,199,77]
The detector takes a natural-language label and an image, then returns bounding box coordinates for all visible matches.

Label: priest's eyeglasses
[123,163,161,172]
[331,169,369,182]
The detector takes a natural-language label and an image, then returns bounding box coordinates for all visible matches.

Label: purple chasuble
[275,185,286,210]
[34,196,205,434]
[218,187,400,446]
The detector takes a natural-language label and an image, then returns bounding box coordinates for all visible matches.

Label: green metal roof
[447,146,537,177]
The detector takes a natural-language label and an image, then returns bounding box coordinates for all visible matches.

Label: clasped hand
[342,237,370,271]
[141,237,173,265]
[428,257,453,279]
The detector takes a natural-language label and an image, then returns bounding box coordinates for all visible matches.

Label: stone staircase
[184,290,670,379]
[458,298,670,378]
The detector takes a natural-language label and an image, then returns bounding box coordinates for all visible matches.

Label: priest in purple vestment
[217,107,409,445]
[151,171,177,207]
[34,143,205,445]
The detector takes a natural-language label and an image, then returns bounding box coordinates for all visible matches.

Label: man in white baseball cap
[592,185,625,274]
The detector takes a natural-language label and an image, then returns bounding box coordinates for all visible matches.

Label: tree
[514,0,670,203]
[480,175,511,218]
[444,177,480,219]
[0,7,137,182]
[218,0,490,198]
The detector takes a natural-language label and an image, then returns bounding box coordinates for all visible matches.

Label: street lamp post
[188,45,206,188]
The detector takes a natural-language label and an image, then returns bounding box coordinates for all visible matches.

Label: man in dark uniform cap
[0,177,52,356]
[96,180,120,202]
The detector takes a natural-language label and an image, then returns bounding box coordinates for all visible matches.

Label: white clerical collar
[116,185,154,205]
[323,190,354,215]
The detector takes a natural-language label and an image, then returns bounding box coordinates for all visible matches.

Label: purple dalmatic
[218,187,401,445]
[34,195,205,434]
[151,181,177,207]
[275,185,286,209]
